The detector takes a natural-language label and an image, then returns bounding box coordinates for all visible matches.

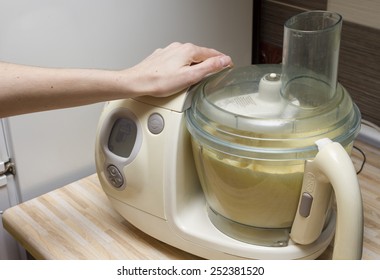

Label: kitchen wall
[258,0,380,126]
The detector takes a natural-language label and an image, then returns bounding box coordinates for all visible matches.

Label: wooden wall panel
[274,0,327,11]
[339,22,380,125]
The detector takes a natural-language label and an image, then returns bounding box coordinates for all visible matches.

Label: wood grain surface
[2,140,379,260]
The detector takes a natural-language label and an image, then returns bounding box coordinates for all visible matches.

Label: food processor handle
[291,138,363,260]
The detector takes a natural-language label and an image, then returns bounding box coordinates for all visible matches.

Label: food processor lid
[186,64,360,157]
[186,11,360,158]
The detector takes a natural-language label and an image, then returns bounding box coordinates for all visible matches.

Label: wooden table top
[2,140,379,260]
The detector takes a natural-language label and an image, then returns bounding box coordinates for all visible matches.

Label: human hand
[123,42,233,97]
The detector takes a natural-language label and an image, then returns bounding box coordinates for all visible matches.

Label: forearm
[0,62,135,117]
[0,43,232,118]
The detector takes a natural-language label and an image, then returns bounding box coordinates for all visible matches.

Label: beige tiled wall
[259,0,380,126]
[328,0,380,29]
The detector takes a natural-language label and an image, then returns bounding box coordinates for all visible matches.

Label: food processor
[95,11,363,259]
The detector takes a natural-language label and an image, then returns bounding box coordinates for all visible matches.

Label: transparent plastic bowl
[185,64,360,246]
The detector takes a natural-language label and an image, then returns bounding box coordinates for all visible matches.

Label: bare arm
[0,42,232,117]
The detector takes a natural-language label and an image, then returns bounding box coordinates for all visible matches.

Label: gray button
[148,113,165,134]
[107,165,124,188]
[299,192,313,217]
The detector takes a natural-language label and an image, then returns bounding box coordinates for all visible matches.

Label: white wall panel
[0,0,252,201]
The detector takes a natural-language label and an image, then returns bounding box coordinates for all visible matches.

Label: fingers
[189,46,225,64]
[185,55,233,84]
[198,55,232,74]
[161,42,227,64]
[173,42,233,80]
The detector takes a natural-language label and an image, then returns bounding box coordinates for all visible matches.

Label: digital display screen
[108,118,137,158]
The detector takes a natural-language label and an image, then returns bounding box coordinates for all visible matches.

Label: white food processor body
[95,11,363,259]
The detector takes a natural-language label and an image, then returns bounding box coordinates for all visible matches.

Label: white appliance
[94,88,349,260]
[0,0,253,259]
[95,11,363,260]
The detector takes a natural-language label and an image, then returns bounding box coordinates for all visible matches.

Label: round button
[264,72,280,81]
[148,113,165,134]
